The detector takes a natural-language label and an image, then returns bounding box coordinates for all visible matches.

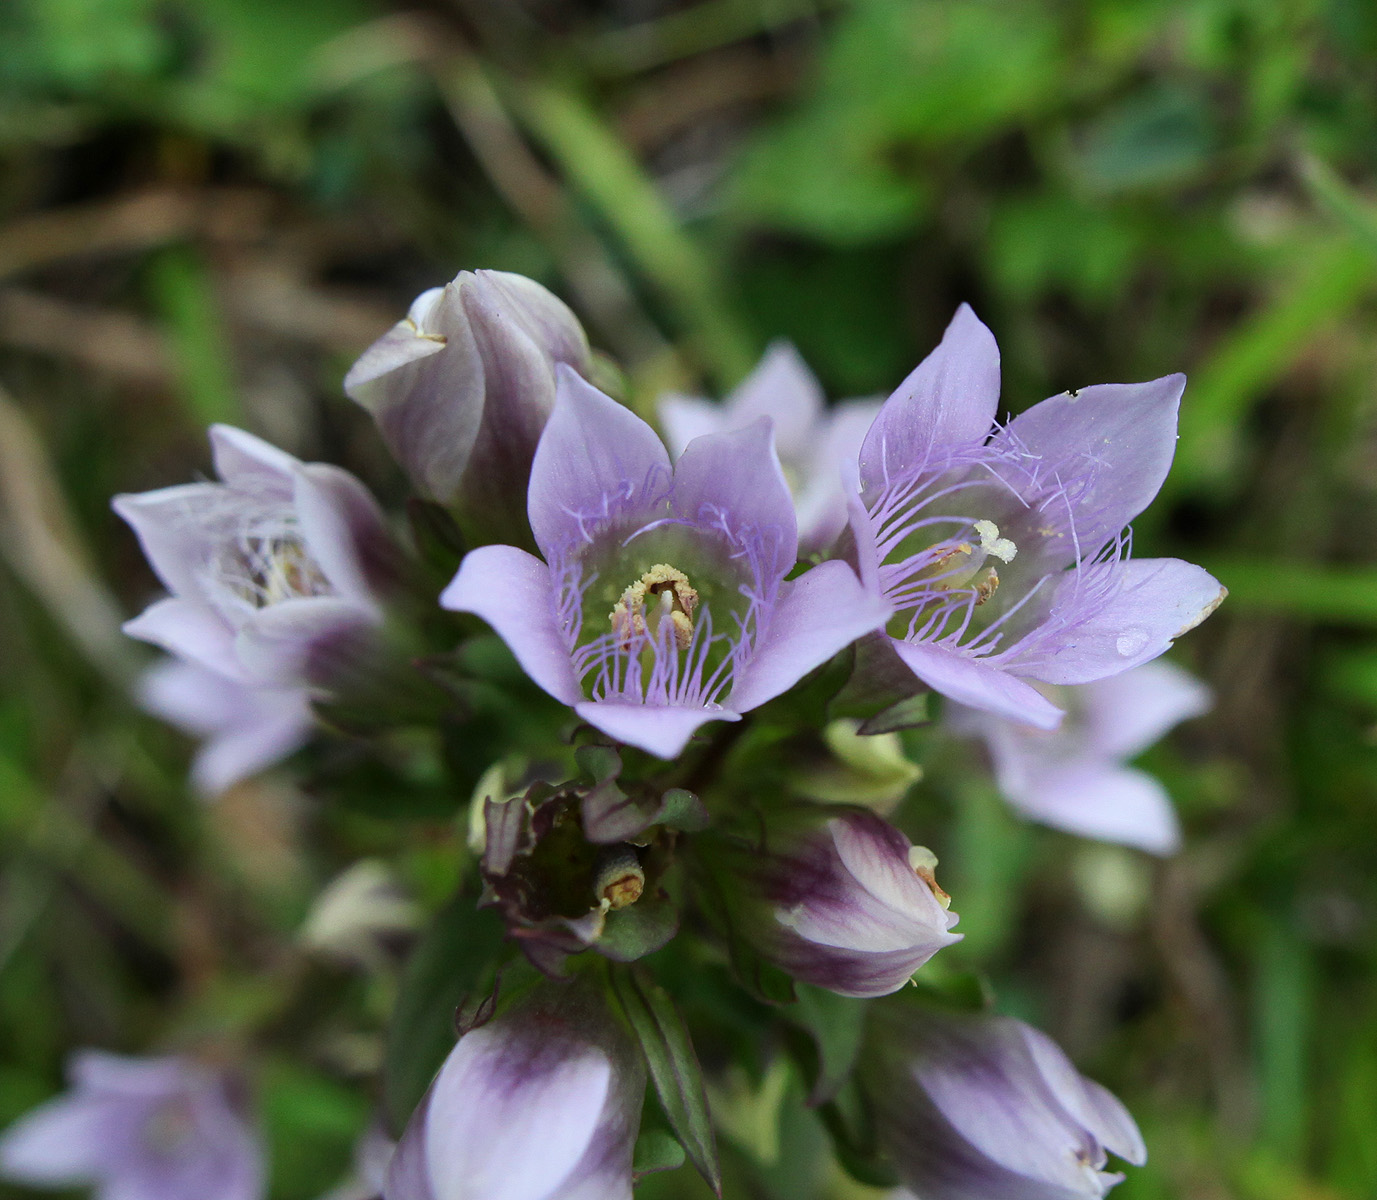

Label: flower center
[609,563,699,651]
[216,509,332,609]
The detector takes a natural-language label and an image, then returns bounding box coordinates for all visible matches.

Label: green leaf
[783,984,868,1105]
[816,1078,899,1190]
[609,965,722,1195]
[383,893,507,1133]
[1068,83,1216,195]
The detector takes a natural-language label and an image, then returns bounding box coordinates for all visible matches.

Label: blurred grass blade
[1173,240,1370,494]
[0,387,137,685]
[147,245,243,427]
[512,76,754,387]
[1208,558,1377,624]
[582,0,830,76]
[1298,151,1377,260]
[1254,922,1312,1164]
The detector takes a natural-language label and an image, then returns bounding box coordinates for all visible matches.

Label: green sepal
[632,1102,689,1179]
[599,892,680,963]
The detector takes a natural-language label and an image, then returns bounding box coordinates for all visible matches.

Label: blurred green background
[1,0,1377,1197]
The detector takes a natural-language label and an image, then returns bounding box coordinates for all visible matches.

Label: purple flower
[114,426,397,793]
[344,270,590,541]
[950,660,1212,854]
[0,1051,263,1200]
[866,1010,1146,1200]
[441,368,890,758]
[847,305,1225,731]
[386,984,644,1200]
[659,341,880,554]
[718,808,960,998]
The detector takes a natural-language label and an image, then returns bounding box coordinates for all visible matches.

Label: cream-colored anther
[973,519,1017,564]
[609,563,698,650]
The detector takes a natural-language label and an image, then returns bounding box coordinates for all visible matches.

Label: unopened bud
[594,847,645,910]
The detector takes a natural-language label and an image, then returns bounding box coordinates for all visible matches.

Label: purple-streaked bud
[0,1051,263,1200]
[865,1009,1146,1200]
[385,982,645,1200]
[344,270,591,542]
[716,808,960,998]
[113,425,399,794]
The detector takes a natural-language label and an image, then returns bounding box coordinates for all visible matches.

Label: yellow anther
[973,566,999,605]
[609,563,698,650]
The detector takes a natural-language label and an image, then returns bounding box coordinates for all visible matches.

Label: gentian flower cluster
[3,268,1222,1199]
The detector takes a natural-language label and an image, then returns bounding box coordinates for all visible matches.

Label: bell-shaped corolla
[385,983,645,1200]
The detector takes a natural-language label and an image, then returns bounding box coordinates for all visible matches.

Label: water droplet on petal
[1116,628,1148,656]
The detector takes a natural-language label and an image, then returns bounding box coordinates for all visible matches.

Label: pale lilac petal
[1080,660,1212,760]
[112,484,225,601]
[657,395,726,458]
[0,1096,123,1181]
[123,598,242,681]
[190,690,314,797]
[729,561,890,713]
[455,277,565,524]
[385,1098,437,1200]
[858,305,1000,492]
[441,547,582,706]
[527,369,672,561]
[1018,1025,1147,1166]
[796,398,882,553]
[423,1028,612,1200]
[345,283,486,504]
[573,701,737,758]
[670,420,798,566]
[1004,762,1181,855]
[69,1051,195,1095]
[892,641,1064,729]
[139,659,313,795]
[831,815,950,926]
[208,425,298,494]
[1029,559,1227,686]
[913,1019,1114,1194]
[293,464,394,609]
[473,270,589,369]
[343,287,449,395]
[139,658,250,736]
[723,341,824,454]
[992,376,1185,558]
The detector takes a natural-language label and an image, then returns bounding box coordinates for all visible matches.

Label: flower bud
[386,982,644,1200]
[864,1008,1146,1200]
[716,808,960,998]
[344,270,591,544]
[0,1051,263,1200]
